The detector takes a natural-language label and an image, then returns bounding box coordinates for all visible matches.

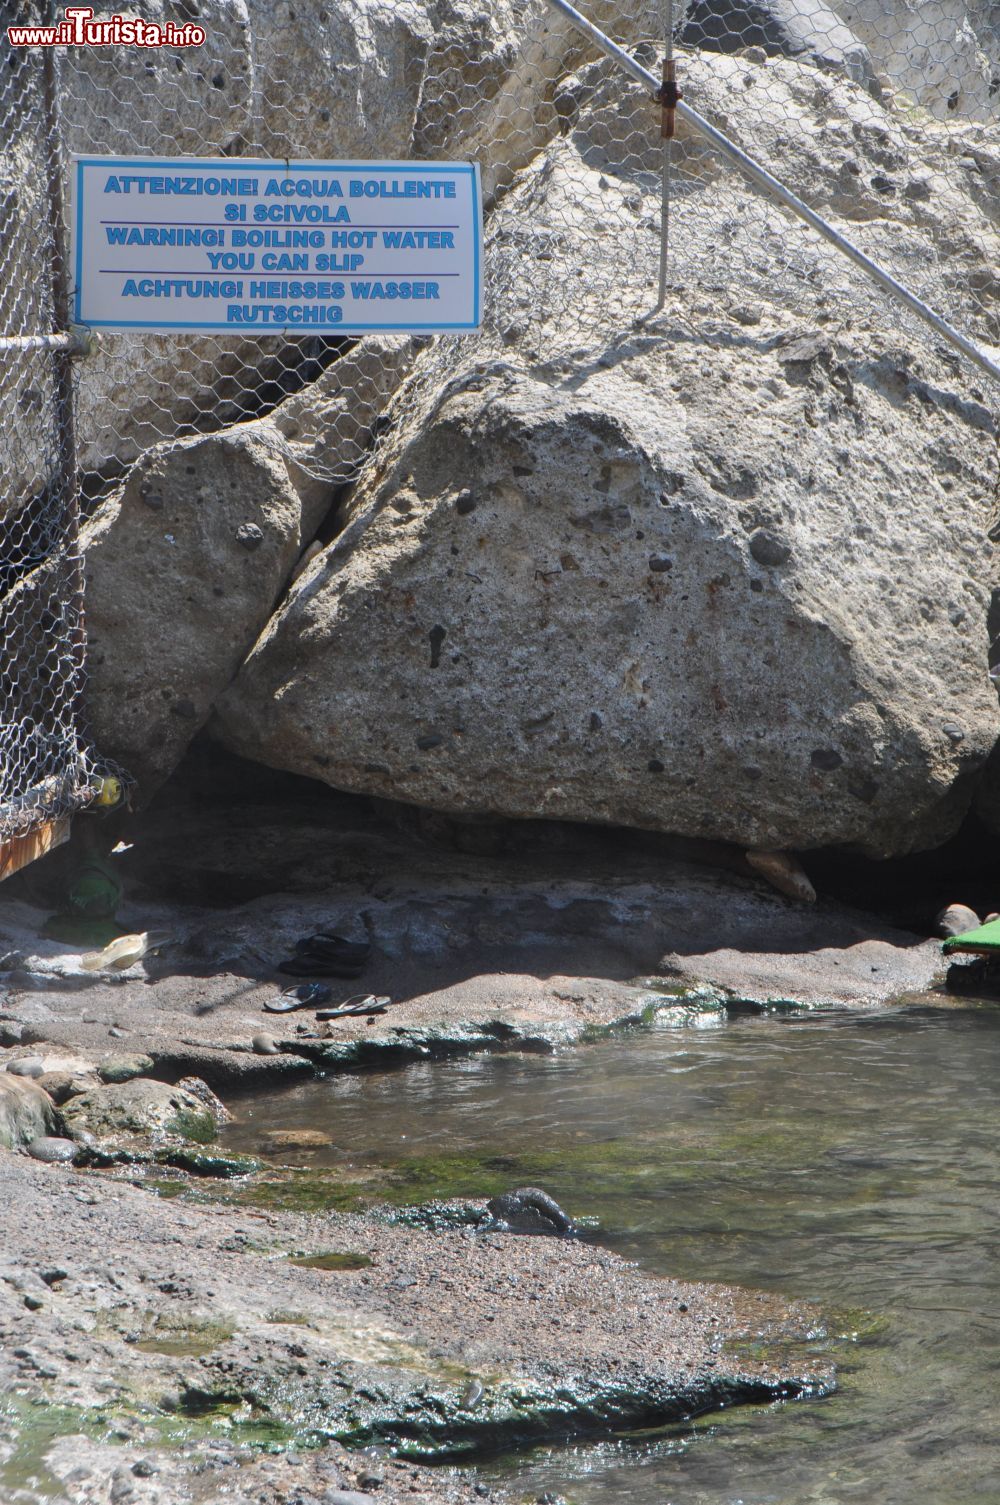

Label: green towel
[941,917,1000,954]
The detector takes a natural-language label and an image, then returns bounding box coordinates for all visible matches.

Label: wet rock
[936,903,981,938]
[175,1076,232,1126]
[486,1187,576,1237]
[0,1076,56,1149]
[25,1136,79,1164]
[260,1129,333,1151]
[60,1079,217,1159]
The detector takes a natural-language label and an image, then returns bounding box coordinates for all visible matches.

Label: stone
[60,1079,217,1158]
[259,1129,333,1151]
[745,851,817,904]
[36,1072,99,1106]
[0,1076,56,1150]
[98,1054,155,1085]
[486,1187,575,1236]
[681,0,874,88]
[81,427,320,800]
[214,62,1000,860]
[251,1034,281,1056]
[824,0,1000,120]
[935,903,982,938]
[175,1077,232,1126]
[6,1057,44,1079]
[322,1493,376,1505]
[26,1137,79,1164]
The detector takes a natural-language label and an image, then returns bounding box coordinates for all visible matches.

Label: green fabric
[42,914,122,947]
[941,917,1000,954]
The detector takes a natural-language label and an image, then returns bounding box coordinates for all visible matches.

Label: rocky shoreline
[3,798,934,1502]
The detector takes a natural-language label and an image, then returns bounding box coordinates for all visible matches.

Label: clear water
[222,1001,1000,1504]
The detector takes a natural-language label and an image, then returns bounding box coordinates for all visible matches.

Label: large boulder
[213,63,1000,858]
[82,422,322,796]
[60,1077,216,1158]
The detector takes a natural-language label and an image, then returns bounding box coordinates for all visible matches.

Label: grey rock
[0,1076,56,1149]
[82,428,320,800]
[98,1054,155,1085]
[6,1057,44,1078]
[936,903,982,938]
[322,1493,376,1505]
[214,348,998,856]
[252,1033,281,1056]
[682,0,874,88]
[61,1079,216,1155]
[487,1187,576,1236]
[26,1137,79,1165]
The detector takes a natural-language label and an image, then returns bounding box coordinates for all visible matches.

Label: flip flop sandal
[277,955,367,979]
[316,994,391,1020]
[263,982,334,1014]
[295,933,371,962]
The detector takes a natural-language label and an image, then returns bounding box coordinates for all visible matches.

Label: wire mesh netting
[0,24,98,850]
[2,0,1000,846]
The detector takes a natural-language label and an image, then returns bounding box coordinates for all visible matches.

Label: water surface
[223,1001,1000,1503]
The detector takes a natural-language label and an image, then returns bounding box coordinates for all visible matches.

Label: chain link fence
[2,0,999,852]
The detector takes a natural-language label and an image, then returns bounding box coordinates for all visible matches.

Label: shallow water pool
[223,1000,1000,1503]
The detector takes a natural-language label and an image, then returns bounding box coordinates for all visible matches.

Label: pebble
[26,1137,79,1164]
[7,1057,44,1078]
[252,1033,281,1056]
[99,1054,154,1084]
[322,1494,375,1505]
[936,903,981,938]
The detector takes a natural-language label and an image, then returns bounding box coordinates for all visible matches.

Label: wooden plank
[0,816,71,883]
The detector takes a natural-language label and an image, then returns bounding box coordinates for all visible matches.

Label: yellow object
[81,931,151,971]
[95,775,123,809]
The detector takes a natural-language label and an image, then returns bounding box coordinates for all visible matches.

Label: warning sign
[71,156,482,334]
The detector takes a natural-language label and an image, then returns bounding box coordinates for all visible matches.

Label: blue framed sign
[70,156,482,334]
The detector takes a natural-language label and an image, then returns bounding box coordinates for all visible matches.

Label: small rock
[131,1461,158,1478]
[259,1128,332,1150]
[98,1054,155,1084]
[486,1186,575,1236]
[322,1493,375,1505]
[26,1136,78,1164]
[936,903,981,938]
[176,1076,232,1125]
[252,1033,280,1056]
[0,1021,24,1046]
[7,1057,44,1078]
[236,521,265,550]
[745,849,816,903]
[748,529,791,567]
[357,1473,384,1489]
[23,1294,43,1310]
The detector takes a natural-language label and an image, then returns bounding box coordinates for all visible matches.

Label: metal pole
[0,331,89,354]
[40,31,89,739]
[655,0,674,310]
[541,0,1000,388]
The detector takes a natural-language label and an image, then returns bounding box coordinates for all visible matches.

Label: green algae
[287,1250,373,1271]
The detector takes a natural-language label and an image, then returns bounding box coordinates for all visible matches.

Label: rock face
[0,1075,56,1150]
[828,0,1000,119]
[82,423,324,795]
[682,0,874,87]
[214,58,1000,859]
